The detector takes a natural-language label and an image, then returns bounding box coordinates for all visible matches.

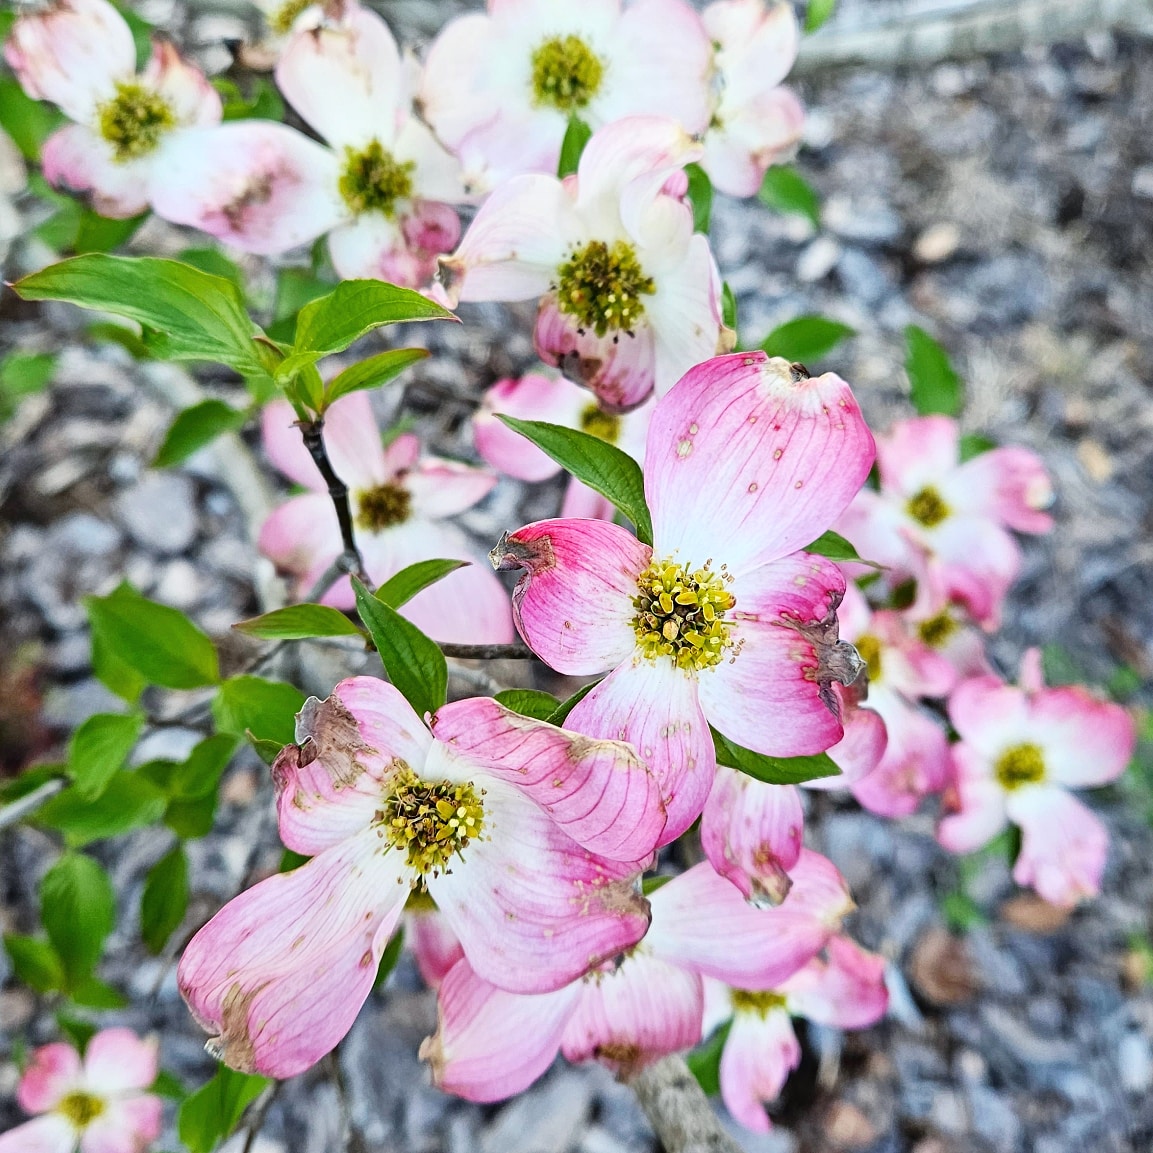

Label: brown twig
[299,419,368,584]
[627,1056,743,1153]
[437,641,536,660]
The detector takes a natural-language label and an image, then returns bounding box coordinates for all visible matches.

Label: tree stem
[627,1056,743,1153]
[299,419,367,584]
[438,642,536,660]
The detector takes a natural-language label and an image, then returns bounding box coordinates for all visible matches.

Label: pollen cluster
[579,403,622,444]
[378,766,486,876]
[906,485,950,528]
[356,482,412,531]
[730,989,789,1017]
[632,558,736,672]
[854,633,883,682]
[57,1091,106,1127]
[994,742,1045,791]
[556,240,655,338]
[530,35,605,112]
[96,81,176,161]
[339,140,415,217]
[917,609,958,648]
[267,0,312,34]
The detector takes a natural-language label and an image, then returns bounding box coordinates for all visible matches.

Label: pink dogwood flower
[258,393,512,644]
[153,6,465,286]
[699,0,805,198]
[421,853,854,1101]
[492,352,875,842]
[0,1029,162,1153]
[703,935,888,1133]
[474,370,653,520]
[938,650,1135,907]
[835,416,1054,628]
[179,676,666,1077]
[4,0,220,218]
[418,0,712,194]
[440,116,732,412]
[404,893,464,989]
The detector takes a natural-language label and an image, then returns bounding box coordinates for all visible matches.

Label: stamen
[530,35,605,112]
[994,743,1045,791]
[339,140,415,217]
[96,81,176,162]
[917,609,958,648]
[377,765,486,877]
[906,485,950,528]
[854,634,883,682]
[556,240,655,338]
[730,989,789,1017]
[631,557,736,672]
[57,1091,105,1128]
[356,482,412,531]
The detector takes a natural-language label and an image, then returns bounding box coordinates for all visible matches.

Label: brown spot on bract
[418,1031,445,1082]
[789,362,810,381]
[205,982,267,1074]
[489,530,556,575]
[295,695,375,790]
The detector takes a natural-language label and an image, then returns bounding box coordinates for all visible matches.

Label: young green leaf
[760,316,855,363]
[68,976,128,1009]
[959,432,996,462]
[547,681,599,726]
[0,351,56,421]
[558,115,592,177]
[0,76,64,159]
[805,0,838,32]
[686,1019,733,1095]
[153,399,248,468]
[711,728,841,785]
[85,583,220,689]
[212,677,305,745]
[497,416,653,545]
[493,689,563,721]
[904,325,963,417]
[233,603,363,641]
[141,844,190,954]
[67,712,144,800]
[39,853,116,988]
[685,163,713,234]
[167,734,240,800]
[55,1012,98,1055]
[214,75,285,122]
[722,282,739,333]
[3,935,65,994]
[802,530,865,563]
[376,558,470,609]
[352,576,447,718]
[35,773,168,847]
[178,1066,272,1153]
[323,347,429,408]
[270,267,334,343]
[177,247,246,294]
[759,165,821,229]
[151,1069,188,1100]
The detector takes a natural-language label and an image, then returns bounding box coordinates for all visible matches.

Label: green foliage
[213,76,285,122]
[178,1066,272,1153]
[213,677,305,745]
[323,347,429,408]
[803,530,873,566]
[547,681,599,725]
[85,583,220,690]
[686,1019,732,1095]
[684,163,713,234]
[493,689,563,721]
[234,603,363,641]
[760,315,855,363]
[376,558,470,609]
[56,1012,98,1055]
[31,179,148,255]
[373,926,406,991]
[0,76,64,159]
[0,351,56,421]
[722,282,738,333]
[904,325,963,417]
[4,934,65,993]
[67,712,144,800]
[353,577,447,718]
[176,247,247,296]
[712,728,841,785]
[959,432,996,462]
[558,115,592,177]
[805,0,838,32]
[40,853,116,989]
[153,400,249,468]
[497,416,653,544]
[759,166,821,228]
[269,267,333,343]
[35,773,167,846]
[141,844,190,954]
[136,735,240,841]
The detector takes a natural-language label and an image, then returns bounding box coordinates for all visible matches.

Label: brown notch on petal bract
[489,530,556,575]
[778,589,866,717]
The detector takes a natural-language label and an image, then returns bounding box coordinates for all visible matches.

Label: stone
[796,237,841,283]
[1118,1031,1153,1094]
[480,1073,592,1153]
[914,223,961,264]
[114,472,199,555]
[908,928,977,1005]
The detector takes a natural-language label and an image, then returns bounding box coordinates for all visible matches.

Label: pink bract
[492,352,875,841]
[178,677,664,1077]
[258,393,512,645]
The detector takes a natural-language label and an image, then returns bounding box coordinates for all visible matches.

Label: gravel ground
[2,3,1153,1152]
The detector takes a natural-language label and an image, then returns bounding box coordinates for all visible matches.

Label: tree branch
[437,642,536,660]
[298,419,367,584]
[627,1056,743,1153]
[0,777,66,832]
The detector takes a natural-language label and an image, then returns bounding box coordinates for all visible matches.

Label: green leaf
[213,75,285,122]
[141,844,189,954]
[13,255,271,381]
[0,351,56,421]
[178,1066,272,1153]
[759,166,821,229]
[247,734,283,766]
[959,432,996,462]
[904,325,963,417]
[547,681,599,726]
[722,282,738,333]
[0,76,64,159]
[212,677,305,746]
[86,321,153,361]
[760,316,855,363]
[352,577,447,718]
[803,530,865,563]
[153,399,248,468]
[4,935,64,993]
[68,975,127,1008]
[85,583,219,689]
[163,793,219,840]
[35,772,167,847]
[269,267,333,343]
[376,558,470,610]
[558,115,592,177]
[493,689,562,721]
[233,603,362,641]
[68,712,144,800]
[497,416,653,545]
[685,163,713,234]
[280,849,310,873]
[40,853,116,988]
[686,1019,732,1095]
[323,348,429,408]
[151,1069,188,1100]
[74,211,148,256]
[712,728,841,785]
[373,925,405,992]
[177,247,247,295]
[805,0,838,32]
[168,735,240,800]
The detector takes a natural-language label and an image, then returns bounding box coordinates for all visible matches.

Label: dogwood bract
[259,393,512,644]
[0,1029,162,1153]
[440,116,731,412]
[938,650,1135,907]
[5,0,220,218]
[492,351,875,841]
[179,677,666,1077]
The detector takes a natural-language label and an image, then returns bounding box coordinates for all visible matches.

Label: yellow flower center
[994,742,1045,791]
[632,557,736,672]
[356,482,411,531]
[339,140,415,217]
[96,81,176,161]
[906,485,950,528]
[57,1091,105,1128]
[556,240,655,338]
[579,403,622,444]
[377,766,486,877]
[855,633,883,682]
[268,0,312,34]
[530,35,605,112]
[730,989,789,1017]
[917,609,958,648]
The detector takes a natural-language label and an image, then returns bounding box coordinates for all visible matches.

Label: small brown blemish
[293,696,375,790]
[789,362,810,381]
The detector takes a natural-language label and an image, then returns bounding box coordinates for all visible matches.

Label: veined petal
[877,415,959,496]
[646,353,875,572]
[560,950,703,1075]
[700,769,803,907]
[947,445,1054,534]
[257,492,343,593]
[82,1029,158,1094]
[406,906,463,988]
[260,400,322,491]
[80,1095,163,1153]
[705,0,800,99]
[280,393,390,491]
[16,1043,81,1112]
[929,515,1020,629]
[177,828,409,1077]
[1031,686,1135,788]
[143,41,221,127]
[404,458,496,520]
[416,13,500,155]
[566,659,713,844]
[492,518,649,675]
[718,1009,800,1133]
[701,86,805,199]
[395,117,467,205]
[41,124,151,218]
[700,553,849,758]
[1008,786,1108,907]
[561,479,618,521]
[427,778,650,994]
[326,214,407,285]
[420,959,579,1102]
[810,694,886,789]
[781,935,889,1030]
[947,676,1031,756]
[937,744,1008,854]
[431,696,666,861]
[0,1116,75,1153]
[152,122,345,255]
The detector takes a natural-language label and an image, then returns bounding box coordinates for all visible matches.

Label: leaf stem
[299,419,367,584]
